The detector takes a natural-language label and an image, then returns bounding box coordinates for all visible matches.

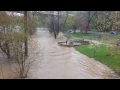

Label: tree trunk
[73,25,76,34]
[57,11,60,34]
[24,11,28,57]
[85,21,90,34]
[6,42,11,59]
[54,33,57,39]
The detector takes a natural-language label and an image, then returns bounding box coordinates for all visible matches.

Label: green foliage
[92,11,120,32]
[66,16,74,29]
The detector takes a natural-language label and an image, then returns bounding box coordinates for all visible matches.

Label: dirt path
[27,28,118,79]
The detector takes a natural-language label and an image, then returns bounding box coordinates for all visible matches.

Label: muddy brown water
[0,28,119,79]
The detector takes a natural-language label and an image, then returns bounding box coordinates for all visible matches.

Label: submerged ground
[0,28,118,79]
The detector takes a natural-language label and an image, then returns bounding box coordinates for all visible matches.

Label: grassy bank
[72,33,101,41]
[75,44,120,75]
[73,32,120,75]
[72,32,120,42]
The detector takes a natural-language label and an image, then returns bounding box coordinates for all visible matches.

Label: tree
[24,11,28,57]
[37,11,47,28]
[65,13,80,34]
[8,33,38,78]
[0,11,38,78]
[92,11,120,32]
[27,11,37,35]
[83,11,97,34]
[89,41,101,59]
[47,11,69,39]
[0,11,13,59]
[72,12,84,34]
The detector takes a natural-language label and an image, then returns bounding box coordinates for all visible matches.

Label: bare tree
[38,11,47,28]
[47,11,69,39]
[7,33,39,78]
[61,11,69,32]
[27,11,37,35]
[0,11,38,78]
[84,11,97,34]
[0,11,12,59]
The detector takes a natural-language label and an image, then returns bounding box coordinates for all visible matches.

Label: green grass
[72,33,101,41]
[72,32,120,75]
[72,32,120,46]
[73,31,120,40]
[75,45,120,75]
[73,31,120,75]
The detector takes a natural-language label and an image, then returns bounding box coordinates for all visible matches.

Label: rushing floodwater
[0,28,119,79]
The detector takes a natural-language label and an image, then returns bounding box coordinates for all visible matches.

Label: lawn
[72,32,120,42]
[75,44,120,75]
[72,32,120,75]
[72,32,102,41]
[72,32,120,74]
[73,32,120,75]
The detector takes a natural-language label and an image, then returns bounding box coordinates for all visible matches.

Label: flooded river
[0,28,118,79]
